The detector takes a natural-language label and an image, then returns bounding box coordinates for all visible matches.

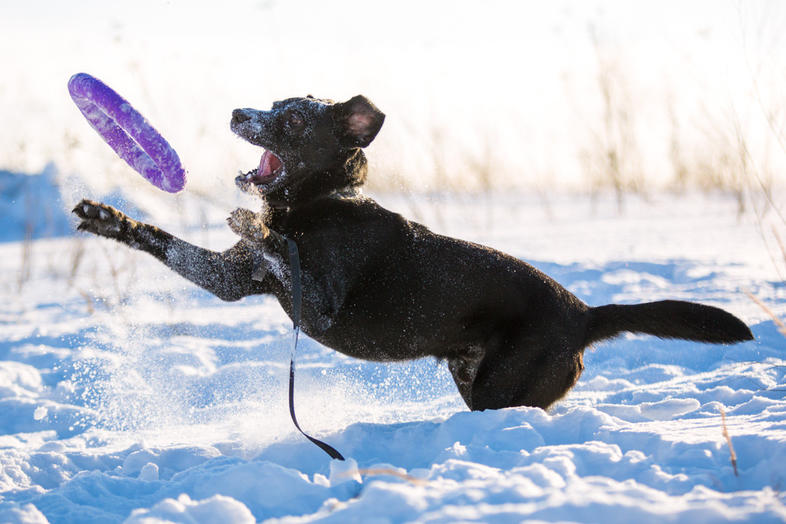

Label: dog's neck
[265,149,368,210]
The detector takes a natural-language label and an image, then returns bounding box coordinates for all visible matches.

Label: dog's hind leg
[451,335,584,411]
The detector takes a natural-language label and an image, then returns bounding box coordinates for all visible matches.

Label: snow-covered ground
[0,173,785,523]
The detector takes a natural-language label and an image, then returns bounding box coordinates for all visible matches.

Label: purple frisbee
[68,73,186,193]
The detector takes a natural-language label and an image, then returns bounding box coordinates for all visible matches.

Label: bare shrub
[580,25,646,211]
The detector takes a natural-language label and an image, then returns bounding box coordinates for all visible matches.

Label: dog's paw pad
[73,199,127,238]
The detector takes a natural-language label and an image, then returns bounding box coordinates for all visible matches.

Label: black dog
[73,94,753,411]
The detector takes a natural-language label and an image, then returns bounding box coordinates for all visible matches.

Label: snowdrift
[0,179,784,523]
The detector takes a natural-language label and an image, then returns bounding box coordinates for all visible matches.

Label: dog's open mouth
[238,150,284,186]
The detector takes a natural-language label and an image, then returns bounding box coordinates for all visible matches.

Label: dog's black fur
[73,94,754,411]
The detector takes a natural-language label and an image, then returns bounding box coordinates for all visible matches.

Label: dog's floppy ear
[333,95,385,148]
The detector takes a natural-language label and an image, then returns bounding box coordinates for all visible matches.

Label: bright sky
[1,0,785,194]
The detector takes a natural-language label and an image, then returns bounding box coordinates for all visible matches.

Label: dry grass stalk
[18,223,33,292]
[67,239,85,288]
[359,468,427,485]
[744,289,786,336]
[78,289,95,315]
[720,407,739,477]
[772,227,786,266]
[340,468,427,486]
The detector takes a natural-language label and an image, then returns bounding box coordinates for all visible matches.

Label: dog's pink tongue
[257,150,282,178]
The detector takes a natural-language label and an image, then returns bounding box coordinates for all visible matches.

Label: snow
[0,165,72,242]
[0,178,785,523]
[125,494,255,524]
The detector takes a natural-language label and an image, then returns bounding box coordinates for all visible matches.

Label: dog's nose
[232,110,252,125]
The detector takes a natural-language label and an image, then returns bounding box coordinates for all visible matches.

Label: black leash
[286,238,345,461]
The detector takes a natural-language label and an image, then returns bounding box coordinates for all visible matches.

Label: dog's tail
[584,300,753,347]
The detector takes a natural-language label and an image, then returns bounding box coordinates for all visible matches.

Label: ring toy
[68,73,186,193]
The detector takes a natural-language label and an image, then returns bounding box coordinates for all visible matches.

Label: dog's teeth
[82,204,90,214]
[98,209,109,220]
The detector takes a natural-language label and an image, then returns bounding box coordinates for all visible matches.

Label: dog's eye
[286,111,304,130]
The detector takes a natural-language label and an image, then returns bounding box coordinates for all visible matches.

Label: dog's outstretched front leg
[73,199,264,301]
[227,207,289,283]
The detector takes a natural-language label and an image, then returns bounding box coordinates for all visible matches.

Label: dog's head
[231,95,385,207]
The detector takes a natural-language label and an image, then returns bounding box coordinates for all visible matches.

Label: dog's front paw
[72,199,130,239]
[227,208,270,243]
[235,173,266,198]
